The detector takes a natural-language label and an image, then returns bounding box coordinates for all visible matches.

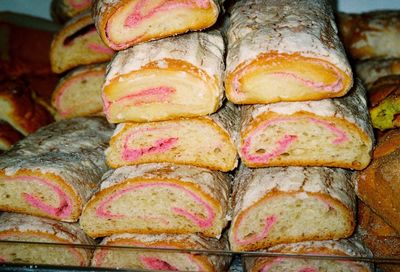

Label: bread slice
[245,238,373,272]
[0,78,53,136]
[238,79,374,170]
[93,0,222,50]
[0,213,94,266]
[80,163,231,238]
[51,0,93,24]
[102,31,224,123]
[0,121,24,151]
[52,63,106,119]
[105,102,239,171]
[0,117,113,222]
[92,233,230,271]
[225,0,352,104]
[229,165,356,251]
[50,11,114,74]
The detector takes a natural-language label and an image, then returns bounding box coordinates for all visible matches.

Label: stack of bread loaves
[78,0,233,270]
[225,0,374,271]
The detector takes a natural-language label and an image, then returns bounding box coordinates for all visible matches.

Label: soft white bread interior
[92,233,230,271]
[52,63,106,119]
[0,213,94,266]
[50,11,114,74]
[102,31,225,123]
[238,80,374,170]
[80,163,230,238]
[229,165,356,251]
[105,102,239,171]
[225,0,352,104]
[93,0,222,50]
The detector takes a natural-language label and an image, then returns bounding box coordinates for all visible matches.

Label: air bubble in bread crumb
[157,60,168,69]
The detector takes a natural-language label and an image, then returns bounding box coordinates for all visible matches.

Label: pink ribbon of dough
[234,215,277,245]
[2,176,72,218]
[96,182,215,228]
[116,87,176,106]
[87,43,114,54]
[140,256,179,271]
[68,0,91,9]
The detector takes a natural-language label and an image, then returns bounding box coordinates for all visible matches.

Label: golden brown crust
[369,75,400,107]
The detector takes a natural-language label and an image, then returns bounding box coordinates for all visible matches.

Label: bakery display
[338,11,400,60]
[50,11,114,74]
[0,212,94,266]
[0,121,24,151]
[51,63,106,119]
[92,0,223,50]
[229,165,356,251]
[80,163,230,238]
[0,117,113,222]
[225,0,352,104]
[244,238,373,272]
[0,78,53,136]
[105,102,239,171]
[368,75,400,131]
[238,80,374,170]
[51,0,93,24]
[92,233,230,271]
[354,128,400,233]
[102,31,225,123]
[355,59,400,89]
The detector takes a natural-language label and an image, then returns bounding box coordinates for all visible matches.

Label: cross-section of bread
[244,238,373,272]
[50,11,114,74]
[93,0,222,50]
[52,63,106,119]
[338,11,400,60]
[225,0,352,104]
[0,213,94,266]
[92,233,230,271]
[0,121,24,151]
[106,102,239,172]
[355,59,400,89]
[51,0,93,24]
[80,163,231,238]
[0,78,53,136]
[103,31,224,123]
[0,117,113,222]
[238,80,374,170]
[229,165,356,251]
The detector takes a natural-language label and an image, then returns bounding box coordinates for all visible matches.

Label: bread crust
[0,121,24,151]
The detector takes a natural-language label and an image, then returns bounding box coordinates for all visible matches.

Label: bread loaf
[50,11,114,73]
[0,213,94,266]
[0,117,113,222]
[93,0,222,50]
[238,80,374,170]
[105,102,239,171]
[51,0,93,24]
[80,163,230,238]
[229,165,356,251]
[92,233,230,271]
[355,59,400,89]
[0,121,24,151]
[52,63,106,119]
[102,31,225,123]
[225,0,352,104]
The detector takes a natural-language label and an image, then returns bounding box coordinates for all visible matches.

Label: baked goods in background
[0,117,113,222]
[51,0,93,24]
[355,59,400,89]
[354,128,400,233]
[50,11,114,74]
[80,163,230,238]
[102,31,225,123]
[338,11,400,60]
[238,80,374,170]
[0,212,94,266]
[244,238,373,272]
[92,0,223,50]
[0,78,54,136]
[52,63,106,119]
[92,233,230,271]
[368,75,400,131]
[225,0,353,104]
[229,165,356,251]
[105,102,239,172]
[0,121,24,151]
